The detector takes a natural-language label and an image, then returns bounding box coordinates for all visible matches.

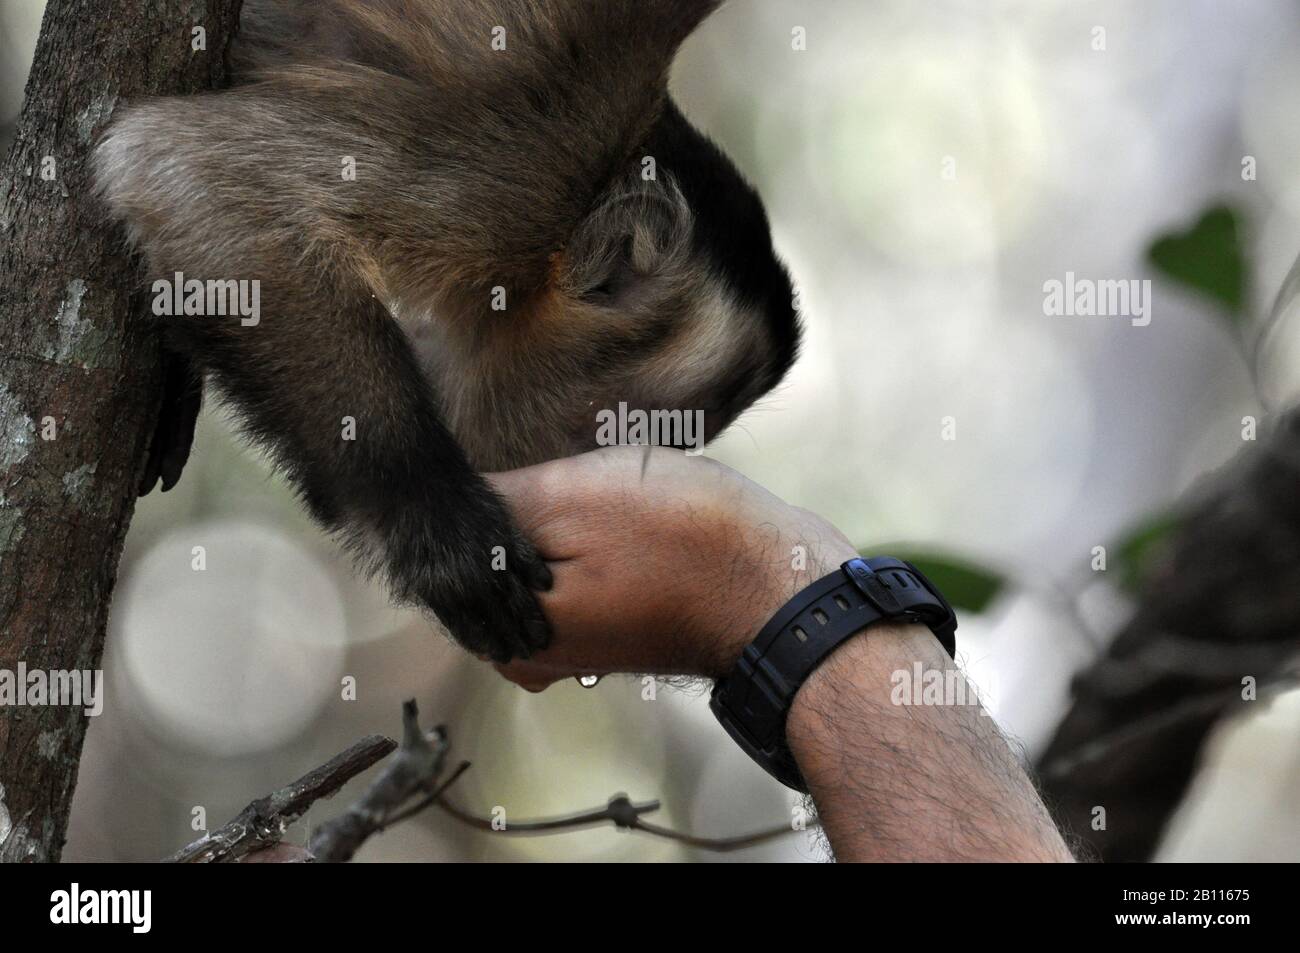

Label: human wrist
[697,529,860,678]
[790,623,948,726]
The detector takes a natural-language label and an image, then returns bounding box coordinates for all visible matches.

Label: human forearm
[487,448,1075,862]
[786,622,1074,862]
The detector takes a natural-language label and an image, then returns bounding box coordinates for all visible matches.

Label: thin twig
[307,700,450,862]
[427,768,815,852]
[166,734,396,863]
[382,759,472,827]
[433,791,661,834]
[628,817,804,852]
[167,701,817,862]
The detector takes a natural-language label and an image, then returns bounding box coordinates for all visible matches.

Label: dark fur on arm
[92,0,728,660]
[94,90,552,660]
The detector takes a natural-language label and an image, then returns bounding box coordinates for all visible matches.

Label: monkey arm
[94,103,552,662]
[186,273,552,662]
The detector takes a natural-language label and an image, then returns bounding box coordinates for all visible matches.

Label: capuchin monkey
[93,0,800,662]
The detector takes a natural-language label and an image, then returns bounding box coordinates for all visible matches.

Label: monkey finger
[510,531,554,592]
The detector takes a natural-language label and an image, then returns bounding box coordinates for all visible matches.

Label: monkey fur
[94,0,801,662]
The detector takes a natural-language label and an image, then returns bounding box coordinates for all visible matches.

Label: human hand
[486,446,859,690]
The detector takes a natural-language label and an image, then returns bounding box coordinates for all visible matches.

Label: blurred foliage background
[4,0,1300,861]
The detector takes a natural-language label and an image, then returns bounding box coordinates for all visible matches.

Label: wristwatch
[709,557,957,792]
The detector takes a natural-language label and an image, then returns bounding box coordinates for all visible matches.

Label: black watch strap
[709,557,957,792]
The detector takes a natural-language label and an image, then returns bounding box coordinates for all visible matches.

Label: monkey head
[444,100,802,471]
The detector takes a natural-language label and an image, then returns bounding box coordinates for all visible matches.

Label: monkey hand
[380,482,554,663]
[139,348,202,496]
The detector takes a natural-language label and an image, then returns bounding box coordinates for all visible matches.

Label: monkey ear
[564,178,693,306]
[580,234,638,304]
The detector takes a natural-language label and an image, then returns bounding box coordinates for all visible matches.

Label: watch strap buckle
[842,557,904,614]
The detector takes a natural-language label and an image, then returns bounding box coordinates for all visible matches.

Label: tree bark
[0,0,242,863]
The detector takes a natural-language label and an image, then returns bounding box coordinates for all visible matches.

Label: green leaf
[1148,204,1247,319]
[881,552,1004,614]
[1112,512,1181,594]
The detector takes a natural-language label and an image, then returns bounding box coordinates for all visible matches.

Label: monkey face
[431,102,801,471]
[428,279,791,471]
[571,272,796,455]
[558,101,802,459]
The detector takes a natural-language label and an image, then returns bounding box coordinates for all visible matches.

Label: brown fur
[92,0,799,661]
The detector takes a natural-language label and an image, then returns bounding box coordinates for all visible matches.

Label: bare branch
[307,700,450,862]
[166,734,395,863]
[168,699,818,862]
[429,775,814,853]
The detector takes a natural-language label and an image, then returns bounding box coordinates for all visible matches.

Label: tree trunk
[0,0,242,863]
[1038,409,1300,861]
